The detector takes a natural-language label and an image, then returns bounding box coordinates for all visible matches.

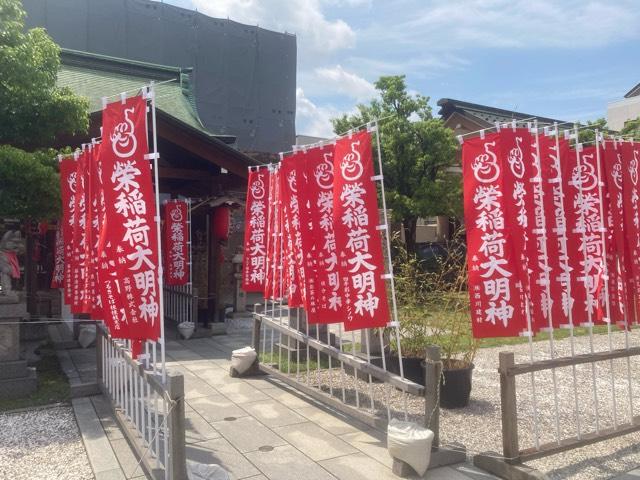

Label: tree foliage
[0,145,60,218]
[621,117,640,139]
[0,0,88,148]
[0,0,88,220]
[332,76,459,252]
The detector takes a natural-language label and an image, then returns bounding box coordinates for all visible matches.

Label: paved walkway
[168,332,494,480]
[73,396,151,480]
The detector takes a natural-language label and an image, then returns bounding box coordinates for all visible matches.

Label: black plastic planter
[439,363,474,409]
[387,355,425,386]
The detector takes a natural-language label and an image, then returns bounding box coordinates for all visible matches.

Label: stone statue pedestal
[0,300,37,399]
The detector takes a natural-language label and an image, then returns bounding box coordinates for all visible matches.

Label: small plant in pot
[426,292,478,409]
[391,230,478,407]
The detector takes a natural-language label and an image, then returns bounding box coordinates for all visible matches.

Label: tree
[621,117,640,139]
[0,0,88,220]
[0,146,60,218]
[332,76,459,253]
[577,118,607,143]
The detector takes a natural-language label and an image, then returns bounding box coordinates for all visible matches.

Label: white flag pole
[594,130,618,429]
[551,124,582,439]
[531,121,562,443]
[149,82,167,384]
[573,124,600,433]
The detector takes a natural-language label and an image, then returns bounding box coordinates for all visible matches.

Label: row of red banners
[463,127,640,337]
[242,130,391,331]
[52,95,185,349]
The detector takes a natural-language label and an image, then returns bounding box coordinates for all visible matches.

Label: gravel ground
[271,328,640,480]
[0,405,94,480]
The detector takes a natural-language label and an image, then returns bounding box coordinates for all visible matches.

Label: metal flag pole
[573,124,600,433]
[373,119,407,420]
[531,121,562,443]
[594,131,618,429]
[149,82,167,384]
[611,137,634,424]
[188,198,193,324]
[550,124,582,439]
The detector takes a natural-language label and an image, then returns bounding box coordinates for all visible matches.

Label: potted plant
[426,291,478,409]
[390,231,478,408]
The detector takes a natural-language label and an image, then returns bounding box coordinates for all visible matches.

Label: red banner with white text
[71,149,89,314]
[280,154,305,307]
[164,200,190,286]
[333,131,389,331]
[98,95,160,341]
[299,145,345,324]
[242,169,270,292]
[51,222,65,289]
[463,132,527,337]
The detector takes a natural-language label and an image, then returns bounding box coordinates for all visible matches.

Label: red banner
[59,156,76,304]
[242,168,270,292]
[539,133,579,328]
[333,130,389,331]
[98,95,159,341]
[71,149,89,314]
[264,166,282,300]
[298,145,345,324]
[564,145,607,326]
[603,140,632,325]
[51,222,65,289]
[499,129,538,333]
[620,141,640,322]
[88,143,105,319]
[463,132,527,337]
[280,154,305,307]
[164,200,189,286]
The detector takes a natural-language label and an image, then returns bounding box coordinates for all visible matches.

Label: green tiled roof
[57,49,213,138]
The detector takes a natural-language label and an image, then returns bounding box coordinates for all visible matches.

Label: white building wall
[607,96,640,131]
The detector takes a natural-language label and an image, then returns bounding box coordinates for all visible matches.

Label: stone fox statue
[0,230,25,300]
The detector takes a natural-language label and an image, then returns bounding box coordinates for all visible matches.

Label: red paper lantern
[212,206,230,241]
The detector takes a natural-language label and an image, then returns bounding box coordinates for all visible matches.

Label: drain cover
[224,417,237,421]
[258,445,274,452]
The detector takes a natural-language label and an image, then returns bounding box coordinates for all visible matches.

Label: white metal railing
[164,284,198,326]
[96,323,186,480]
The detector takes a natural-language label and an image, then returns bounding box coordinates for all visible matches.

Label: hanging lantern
[212,206,230,241]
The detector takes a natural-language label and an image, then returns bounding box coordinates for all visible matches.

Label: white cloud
[296,88,348,137]
[191,0,355,53]
[313,65,377,101]
[378,0,640,50]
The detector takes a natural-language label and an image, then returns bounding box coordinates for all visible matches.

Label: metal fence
[164,284,198,326]
[96,323,187,480]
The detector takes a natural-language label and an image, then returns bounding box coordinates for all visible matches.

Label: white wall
[607,96,640,131]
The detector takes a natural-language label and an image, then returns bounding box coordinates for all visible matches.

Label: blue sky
[163,0,639,137]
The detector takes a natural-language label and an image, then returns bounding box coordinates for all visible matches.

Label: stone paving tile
[240,375,282,391]
[319,452,398,480]
[262,386,316,409]
[188,394,250,423]
[196,367,245,387]
[274,422,358,461]
[184,378,222,400]
[338,429,393,469]
[212,415,288,453]
[216,381,271,404]
[241,399,307,428]
[110,438,147,479]
[73,398,123,476]
[166,349,205,361]
[186,437,260,479]
[91,396,125,440]
[184,408,222,444]
[245,444,337,480]
[182,360,219,373]
[295,405,372,436]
